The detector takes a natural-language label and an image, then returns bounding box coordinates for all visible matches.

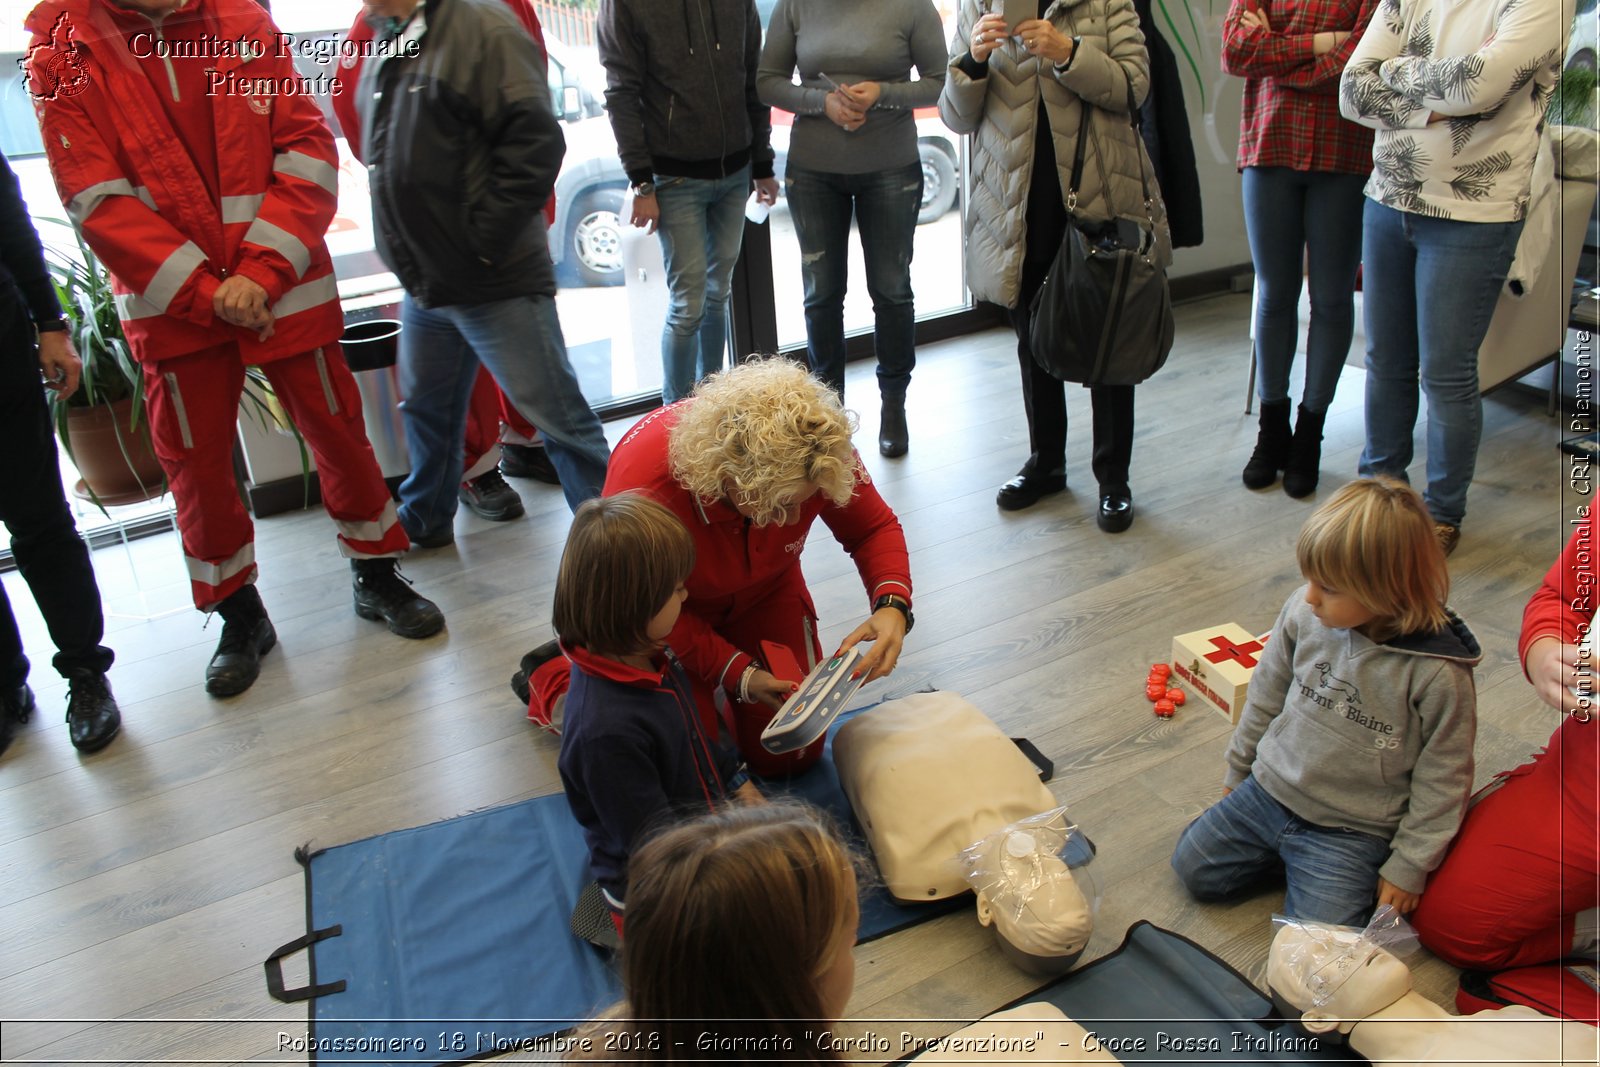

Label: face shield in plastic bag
[959,807,1099,977]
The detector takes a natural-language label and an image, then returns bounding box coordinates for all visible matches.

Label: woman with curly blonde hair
[519,358,913,777]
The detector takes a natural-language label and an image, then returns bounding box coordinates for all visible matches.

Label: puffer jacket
[939,0,1171,310]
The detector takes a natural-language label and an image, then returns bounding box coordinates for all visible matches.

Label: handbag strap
[1064,81,1160,246]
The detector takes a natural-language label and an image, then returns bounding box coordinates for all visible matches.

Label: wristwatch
[873,593,914,633]
[631,180,656,198]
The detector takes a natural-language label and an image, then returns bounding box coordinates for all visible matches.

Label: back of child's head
[553,493,695,657]
[618,803,857,1059]
[1296,476,1449,640]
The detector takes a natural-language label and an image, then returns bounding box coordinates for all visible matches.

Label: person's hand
[836,606,908,684]
[630,190,660,234]
[753,176,780,206]
[838,80,881,112]
[1239,5,1270,33]
[37,330,82,399]
[1376,877,1421,915]
[1525,635,1593,716]
[1014,18,1074,65]
[824,90,867,131]
[213,274,271,330]
[969,11,1009,62]
[745,667,798,710]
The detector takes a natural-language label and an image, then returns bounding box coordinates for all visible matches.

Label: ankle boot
[878,397,908,458]
[206,584,277,697]
[1283,405,1326,499]
[1242,399,1293,489]
[353,558,446,639]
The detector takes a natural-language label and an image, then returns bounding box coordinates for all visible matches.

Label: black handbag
[1028,92,1175,387]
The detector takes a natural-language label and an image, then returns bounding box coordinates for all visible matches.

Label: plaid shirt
[1223,0,1378,175]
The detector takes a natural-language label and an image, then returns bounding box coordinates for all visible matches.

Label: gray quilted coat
[939,0,1172,309]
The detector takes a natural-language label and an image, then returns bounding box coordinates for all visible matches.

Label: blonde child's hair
[552,493,695,657]
[1296,476,1450,641]
[666,357,860,527]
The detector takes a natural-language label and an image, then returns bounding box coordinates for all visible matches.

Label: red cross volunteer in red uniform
[25,0,446,698]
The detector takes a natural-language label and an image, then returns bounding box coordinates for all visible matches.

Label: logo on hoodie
[1299,661,1397,739]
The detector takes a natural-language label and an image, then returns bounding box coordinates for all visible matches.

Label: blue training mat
[1008,921,1364,1066]
[270,714,967,1066]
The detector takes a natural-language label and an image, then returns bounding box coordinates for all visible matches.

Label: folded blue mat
[269,719,967,1066]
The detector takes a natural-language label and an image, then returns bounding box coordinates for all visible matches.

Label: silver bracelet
[737,665,757,705]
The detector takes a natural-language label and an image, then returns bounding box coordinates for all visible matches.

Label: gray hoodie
[1224,588,1481,894]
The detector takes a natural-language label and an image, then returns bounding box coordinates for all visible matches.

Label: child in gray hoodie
[1172,477,1480,926]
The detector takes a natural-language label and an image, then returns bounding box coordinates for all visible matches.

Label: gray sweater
[756,0,947,174]
[1224,589,1481,894]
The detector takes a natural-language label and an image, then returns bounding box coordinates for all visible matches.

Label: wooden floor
[0,292,1577,1064]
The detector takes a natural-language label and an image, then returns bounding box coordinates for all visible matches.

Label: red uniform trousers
[145,342,410,610]
[461,368,541,478]
[1412,715,1600,969]
[529,562,827,777]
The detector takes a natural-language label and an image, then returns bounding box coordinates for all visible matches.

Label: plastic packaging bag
[958,807,1099,976]
[1267,907,1418,1032]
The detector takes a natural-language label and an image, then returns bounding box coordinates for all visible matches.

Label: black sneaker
[352,558,446,639]
[206,584,278,697]
[500,443,561,485]
[510,639,563,706]
[65,670,121,753]
[0,684,35,757]
[459,469,525,521]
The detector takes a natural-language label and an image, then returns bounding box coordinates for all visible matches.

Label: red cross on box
[1204,634,1264,668]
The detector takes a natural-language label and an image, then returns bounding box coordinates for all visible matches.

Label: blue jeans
[1242,167,1367,413]
[655,167,750,403]
[1358,200,1524,528]
[397,293,610,535]
[783,161,921,401]
[1171,775,1392,926]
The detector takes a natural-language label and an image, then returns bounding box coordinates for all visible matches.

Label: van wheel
[567,189,626,287]
[918,146,957,225]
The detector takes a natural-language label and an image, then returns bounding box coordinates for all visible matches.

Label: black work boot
[510,639,563,707]
[352,558,446,639]
[878,396,908,458]
[500,443,561,485]
[206,584,277,697]
[65,670,121,753]
[1242,399,1293,489]
[0,684,35,756]
[1282,405,1327,499]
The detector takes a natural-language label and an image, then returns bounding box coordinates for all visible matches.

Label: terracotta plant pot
[63,397,168,506]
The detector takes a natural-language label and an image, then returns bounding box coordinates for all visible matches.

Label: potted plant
[45,222,166,511]
[43,220,310,514]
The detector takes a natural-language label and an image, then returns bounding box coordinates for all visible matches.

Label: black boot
[878,397,908,458]
[65,670,121,753]
[1283,405,1326,499]
[206,584,277,697]
[1242,399,1293,490]
[0,684,35,756]
[352,558,446,639]
[510,639,562,707]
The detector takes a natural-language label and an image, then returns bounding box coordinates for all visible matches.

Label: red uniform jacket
[25,0,343,363]
[605,403,912,692]
[1521,506,1599,671]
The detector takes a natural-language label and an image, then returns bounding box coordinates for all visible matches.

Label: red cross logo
[1204,635,1263,668]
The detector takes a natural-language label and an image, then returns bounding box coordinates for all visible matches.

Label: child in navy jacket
[555,493,762,921]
